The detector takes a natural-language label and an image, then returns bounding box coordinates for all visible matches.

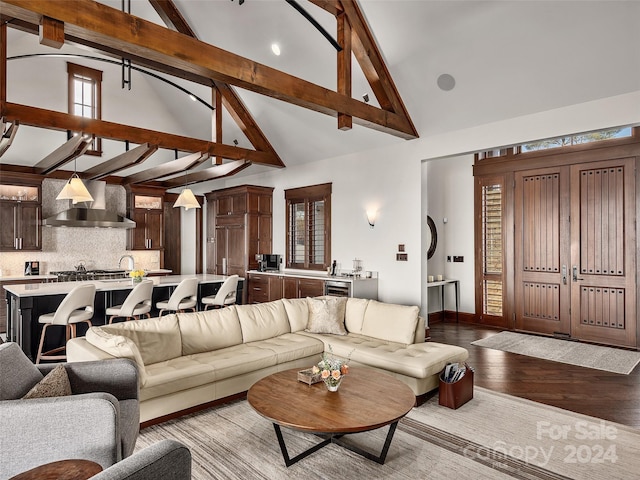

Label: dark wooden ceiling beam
[33,134,91,174]
[150,0,285,167]
[2,102,279,165]
[123,151,208,185]
[161,160,252,188]
[307,0,343,16]
[81,142,157,180]
[0,0,417,139]
[0,120,19,158]
[337,11,352,131]
[39,16,64,48]
[338,0,416,136]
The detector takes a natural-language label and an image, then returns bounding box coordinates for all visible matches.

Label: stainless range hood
[43,180,136,229]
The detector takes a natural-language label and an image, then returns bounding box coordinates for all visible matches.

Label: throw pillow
[306,296,348,335]
[22,364,72,399]
[0,342,44,400]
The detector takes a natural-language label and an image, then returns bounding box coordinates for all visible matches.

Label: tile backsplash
[0,179,160,276]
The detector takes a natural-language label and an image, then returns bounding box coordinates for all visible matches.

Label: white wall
[196,90,640,319]
[180,209,197,274]
[424,155,475,315]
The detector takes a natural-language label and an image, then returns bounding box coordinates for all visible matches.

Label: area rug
[471,331,640,374]
[135,387,640,479]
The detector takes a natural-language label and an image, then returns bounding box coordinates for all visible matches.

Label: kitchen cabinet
[126,189,164,251]
[206,185,273,277]
[247,272,284,303]
[0,183,41,252]
[248,274,323,303]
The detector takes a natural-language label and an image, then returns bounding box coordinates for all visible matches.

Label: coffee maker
[255,254,266,272]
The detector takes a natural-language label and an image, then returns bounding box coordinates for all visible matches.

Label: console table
[427,279,459,321]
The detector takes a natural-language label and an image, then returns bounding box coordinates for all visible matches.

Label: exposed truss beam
[161,160,252,188]
[0,0,417,139]
[149,0,285,168]
[0,120,19,158]
[123,151,208,185]
[81,142,157,180]
[33,134,92,175]
[2,103,278,165]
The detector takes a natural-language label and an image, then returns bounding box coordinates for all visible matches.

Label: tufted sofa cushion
[94,315,182,366]
[236,301,290,343]
[177,308,243,355]
[361,300,419,345]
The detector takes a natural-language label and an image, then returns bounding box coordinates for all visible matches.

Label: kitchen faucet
[118,255,135,271]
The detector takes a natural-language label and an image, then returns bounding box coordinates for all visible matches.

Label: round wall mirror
[426,215,437,259]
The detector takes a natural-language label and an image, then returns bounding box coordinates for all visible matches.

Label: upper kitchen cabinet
[206,185,273,276]
[0,179,42,252]
[126,186,164,251]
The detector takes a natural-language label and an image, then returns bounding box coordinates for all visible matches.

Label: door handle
[562,265,567,285]
[572,266,584,282]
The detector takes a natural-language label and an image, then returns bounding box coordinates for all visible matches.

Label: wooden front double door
[514,158,636,347]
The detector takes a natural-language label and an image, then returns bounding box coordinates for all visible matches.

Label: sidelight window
[477,177,504,318]
[67,62,102,155]
[285,183,331,271]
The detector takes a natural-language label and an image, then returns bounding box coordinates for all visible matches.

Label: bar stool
[201,275,239,310]
[156,278,199,317]
[36,284,96,364]
[106,279,154,324]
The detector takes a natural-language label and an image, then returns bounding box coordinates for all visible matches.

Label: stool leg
[35,323,49,364]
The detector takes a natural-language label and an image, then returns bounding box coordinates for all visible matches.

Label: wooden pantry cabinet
[206,185,273,278]
[247,273,325,303]
[126,186,164,251]
[0,178,42,252]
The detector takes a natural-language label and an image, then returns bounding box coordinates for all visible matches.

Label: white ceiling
[2,0,639,179]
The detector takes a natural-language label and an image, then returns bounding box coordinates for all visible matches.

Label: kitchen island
[3,274,244,360]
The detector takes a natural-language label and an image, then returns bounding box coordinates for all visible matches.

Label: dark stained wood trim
[3,102,279,166]
[81,142,157,180]
[0,0,417,139]
[308,0,343,16]
[0,120,18,158]
[39,16,64,49]
[337,11,352,131]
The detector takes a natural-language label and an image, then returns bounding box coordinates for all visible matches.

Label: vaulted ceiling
[1,0,639,191]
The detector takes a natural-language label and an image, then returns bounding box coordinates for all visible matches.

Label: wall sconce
[366,210,377,228]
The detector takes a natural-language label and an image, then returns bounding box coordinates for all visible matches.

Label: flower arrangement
[312,346,354,391]
[129,269,146,282]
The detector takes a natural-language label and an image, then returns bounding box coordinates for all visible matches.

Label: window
[520,127,632,153]
[285,183,331,270]
[476,177,504,318]
[67,62,102,155]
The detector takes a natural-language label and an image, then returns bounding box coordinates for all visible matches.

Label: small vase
[324,376,343,392]
[132,277,142,284]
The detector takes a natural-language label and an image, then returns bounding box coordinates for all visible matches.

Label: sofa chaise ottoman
[67,297,468,424]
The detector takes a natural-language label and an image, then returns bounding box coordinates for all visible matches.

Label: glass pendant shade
[56,174,94,204]
[174,188,201,210]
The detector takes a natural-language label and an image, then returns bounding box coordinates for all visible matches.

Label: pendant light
[173,168,201,210]
[56,157,93,204]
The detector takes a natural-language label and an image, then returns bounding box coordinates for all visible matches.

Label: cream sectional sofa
[67,297,468,423]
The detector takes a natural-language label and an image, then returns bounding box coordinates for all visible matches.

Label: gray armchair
[93,439,191,480]
[0,342,140,479]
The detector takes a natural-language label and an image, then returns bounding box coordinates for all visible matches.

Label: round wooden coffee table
[247,367,415,466]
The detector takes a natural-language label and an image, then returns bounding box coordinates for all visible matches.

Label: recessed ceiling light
[271,43,281,56]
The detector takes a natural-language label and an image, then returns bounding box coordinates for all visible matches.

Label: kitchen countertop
[247,270,377,282]
[3,274,241,297]
[0,274,57,282]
